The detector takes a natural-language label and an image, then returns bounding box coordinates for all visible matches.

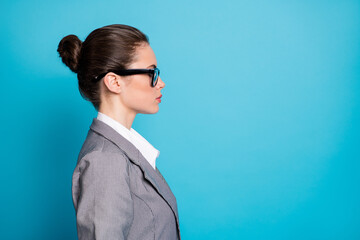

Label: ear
[102,72,122,94]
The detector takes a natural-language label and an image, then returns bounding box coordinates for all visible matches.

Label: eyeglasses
[94,68,160,87]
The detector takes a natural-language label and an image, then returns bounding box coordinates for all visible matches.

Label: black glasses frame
[95,68,160,87]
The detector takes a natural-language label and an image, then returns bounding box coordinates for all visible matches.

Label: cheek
[122,80,156,110]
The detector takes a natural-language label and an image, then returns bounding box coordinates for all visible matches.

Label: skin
[98,43,165,130]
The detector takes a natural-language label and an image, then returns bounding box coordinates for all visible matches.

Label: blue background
[1,0,359,239]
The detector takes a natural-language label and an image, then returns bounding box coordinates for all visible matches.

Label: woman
[57,24,180,240]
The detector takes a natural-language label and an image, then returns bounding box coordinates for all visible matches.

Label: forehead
[130,44,157,68]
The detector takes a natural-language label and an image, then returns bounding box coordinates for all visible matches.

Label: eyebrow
[147,64,157,68]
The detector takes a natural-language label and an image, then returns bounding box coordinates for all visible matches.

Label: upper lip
[156,94,162,99]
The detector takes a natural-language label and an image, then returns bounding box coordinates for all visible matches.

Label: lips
[156,94,162,99]
[156,94,162,103]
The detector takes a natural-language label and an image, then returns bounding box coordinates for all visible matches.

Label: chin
[139,106,159,114]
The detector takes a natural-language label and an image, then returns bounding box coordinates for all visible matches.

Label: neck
[98,103,136,130]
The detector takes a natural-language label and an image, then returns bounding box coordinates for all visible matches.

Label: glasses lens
[152,68,160,87]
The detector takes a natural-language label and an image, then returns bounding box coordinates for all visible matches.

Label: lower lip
[156,98,161,103]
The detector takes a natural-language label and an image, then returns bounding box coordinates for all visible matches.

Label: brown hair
[57,24,149,110]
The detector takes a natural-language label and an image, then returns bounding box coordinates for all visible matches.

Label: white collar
[96,112,159,169]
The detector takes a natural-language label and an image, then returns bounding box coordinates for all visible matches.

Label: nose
[157,76,165,89]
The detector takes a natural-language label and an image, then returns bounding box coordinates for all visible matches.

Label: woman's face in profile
[120,43,165,115]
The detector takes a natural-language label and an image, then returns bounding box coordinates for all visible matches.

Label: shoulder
[78,128,127,159]
[75,129,131,176]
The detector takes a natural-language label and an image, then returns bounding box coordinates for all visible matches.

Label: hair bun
[57,34,82,73]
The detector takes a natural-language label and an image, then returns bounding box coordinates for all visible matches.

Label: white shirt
[96,112,159,169]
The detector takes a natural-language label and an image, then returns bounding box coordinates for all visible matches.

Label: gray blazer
[72,118,181,240]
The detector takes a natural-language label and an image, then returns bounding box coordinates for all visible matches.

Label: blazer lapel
[89,118,179,225]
